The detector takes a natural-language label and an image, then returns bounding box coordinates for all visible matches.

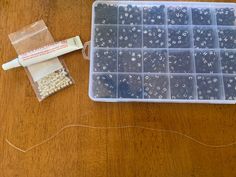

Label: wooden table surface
[1,0,236,176]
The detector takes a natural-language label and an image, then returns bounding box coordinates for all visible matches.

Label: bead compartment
[170,75,195,99]
[118,74,143,98]
[143,50,168,73]
[144,75,169,99]
[92,74,117,98]
[196,75,222,100]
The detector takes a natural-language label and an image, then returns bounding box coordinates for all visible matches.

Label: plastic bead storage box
[89,1,236,104]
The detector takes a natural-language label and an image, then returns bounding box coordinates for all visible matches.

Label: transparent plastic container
[89,1,236,104]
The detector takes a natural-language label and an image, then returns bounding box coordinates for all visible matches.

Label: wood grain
[1,0,236,176]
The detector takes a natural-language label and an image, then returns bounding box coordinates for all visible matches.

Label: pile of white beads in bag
[37,68,73,99]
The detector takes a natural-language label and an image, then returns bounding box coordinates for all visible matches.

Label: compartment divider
[165,5,171,99]
[116,4,119,98]
[141,5,144,99]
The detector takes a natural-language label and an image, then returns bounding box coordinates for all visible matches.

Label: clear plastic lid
[89,1,236,104]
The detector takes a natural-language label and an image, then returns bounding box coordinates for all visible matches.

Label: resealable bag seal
[9,20,74,101]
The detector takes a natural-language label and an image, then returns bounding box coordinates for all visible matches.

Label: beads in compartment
[197,75,222,100]
[144,75,169,99]
[143,26,166,48]
[168,6,189,25]
[92,74,117,98]
[95,3,117,24]
[218,28,236,49]
[143,5,165,25]
[223,76,236,100]
[193,27,216,49]
[195,50,220,73]
[118,74,142,98]
[168,27,191,48]
[170,75,195,100]
[216,8,236,26]
[119,5,142,25]
[192,8,212,25]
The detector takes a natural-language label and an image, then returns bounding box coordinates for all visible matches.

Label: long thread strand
[5,124,236,153]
